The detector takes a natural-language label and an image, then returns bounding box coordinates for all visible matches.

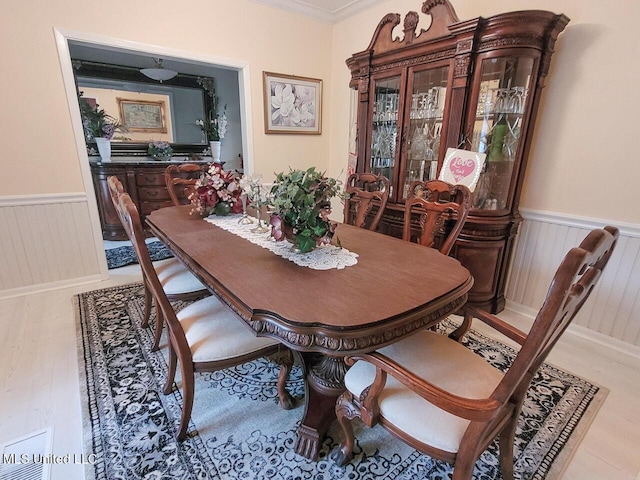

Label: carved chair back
[332,226,619,480]
[107,175,207,351]
[343,172,390,232]
[402,179,471,255]
[164,163,208,206]
[110,182,294,440]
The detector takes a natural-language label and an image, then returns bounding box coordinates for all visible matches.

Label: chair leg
[451,454,476,480]
[448,311,472,342]
[142,279,152,328]
[330,392,359,466]
[276,349,295,410]
[177,362,195,441]
[498,419,517,480]
[151,308,164,352]
[163,343,177,395]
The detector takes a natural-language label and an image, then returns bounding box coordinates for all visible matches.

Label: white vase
[95,137,111,162]
[210,140,221,163]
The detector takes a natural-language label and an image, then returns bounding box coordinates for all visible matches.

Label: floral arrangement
[189,164,243,216]
[268,167,341,253]
[79,96,124,141]
[196,96,228,142]
[148,141,173,160]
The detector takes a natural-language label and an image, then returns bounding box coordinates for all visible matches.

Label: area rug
[105,241,173,269]
[75,283,607,480]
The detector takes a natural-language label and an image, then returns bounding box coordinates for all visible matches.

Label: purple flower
[270,214,285,241]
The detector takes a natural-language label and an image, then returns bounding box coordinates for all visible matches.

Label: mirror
[72,60,215,156]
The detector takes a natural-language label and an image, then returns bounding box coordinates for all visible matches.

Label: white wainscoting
[0,193,104,298]
[506,209,640,348]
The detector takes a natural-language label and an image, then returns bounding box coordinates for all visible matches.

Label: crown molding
[249,0,384,23]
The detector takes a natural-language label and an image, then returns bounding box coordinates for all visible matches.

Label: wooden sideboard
[91,160,209,240]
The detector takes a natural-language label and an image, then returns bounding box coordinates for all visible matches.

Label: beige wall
[0,0,334,195]
[2,0,638,223]
[329,0,640,224]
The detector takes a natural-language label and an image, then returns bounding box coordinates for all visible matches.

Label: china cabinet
[347,0,569,312]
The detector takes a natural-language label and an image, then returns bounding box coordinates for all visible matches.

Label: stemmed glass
[504,87,525,161]
[238,192,253,225]
[239,174,270,232]
[249,182,271,233]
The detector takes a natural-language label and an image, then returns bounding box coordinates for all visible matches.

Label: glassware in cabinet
[470,56,534,210]
[403,66,449,199]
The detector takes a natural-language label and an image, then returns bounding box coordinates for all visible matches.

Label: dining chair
[107,176,208,351]
[403,179,471,256]
[164,163,208,207]
[331,226,619,480]
[343,172,390,232]
[113,189,295,440]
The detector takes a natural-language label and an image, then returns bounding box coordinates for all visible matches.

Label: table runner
[204,215,358,270]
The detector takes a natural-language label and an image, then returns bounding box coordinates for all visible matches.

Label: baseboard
[0,274,106,300]
[505,301,640,361]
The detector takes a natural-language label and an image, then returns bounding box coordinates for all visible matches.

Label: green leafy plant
[269,167,341,253]
[79,95,125,141]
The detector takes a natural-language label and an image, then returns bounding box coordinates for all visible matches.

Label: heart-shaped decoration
[449,157,476,182]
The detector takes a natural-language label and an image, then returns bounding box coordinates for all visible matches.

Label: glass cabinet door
[369,76,401,194]
[403,66,449,198]
[470,56,535,211]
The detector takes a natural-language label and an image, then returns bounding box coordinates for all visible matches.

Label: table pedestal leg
[293,353,348,460]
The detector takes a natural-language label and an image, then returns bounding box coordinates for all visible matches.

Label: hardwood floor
[0,266,639,480]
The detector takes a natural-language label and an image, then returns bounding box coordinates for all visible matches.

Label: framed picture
[117,98,167,133]
[263,71,322,134]
[439,148,487,192]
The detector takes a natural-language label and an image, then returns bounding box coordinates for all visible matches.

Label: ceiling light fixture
[140,58,178,83]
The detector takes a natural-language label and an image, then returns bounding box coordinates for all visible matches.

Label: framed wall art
[263,71,322,134]
[117,98,167,133]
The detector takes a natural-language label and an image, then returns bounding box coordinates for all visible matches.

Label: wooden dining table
[146,205,473,460]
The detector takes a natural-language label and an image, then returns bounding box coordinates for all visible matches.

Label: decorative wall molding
[520,208,640,238]
[506,210,640,348]
[0,197,103,295]
[0,192,87,207]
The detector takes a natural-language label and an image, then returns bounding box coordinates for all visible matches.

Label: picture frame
[263,71,322,134]
[438,148,486,192]
[117,98,167,133]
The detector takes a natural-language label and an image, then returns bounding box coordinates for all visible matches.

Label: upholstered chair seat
[333,226,618,480]
[345,330,503,453]
[107,182,295,440]
[155,258,207,296]
[178,295,277,363]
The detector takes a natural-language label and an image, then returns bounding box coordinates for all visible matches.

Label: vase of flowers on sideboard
[94,137,111,162]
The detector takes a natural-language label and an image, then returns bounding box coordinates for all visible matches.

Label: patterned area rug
[105,241,173,269]
[75,283,607,480]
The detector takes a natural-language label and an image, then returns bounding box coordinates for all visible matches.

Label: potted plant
[268,167,342,253]
[195,95,227,163]
[79,96,125,162]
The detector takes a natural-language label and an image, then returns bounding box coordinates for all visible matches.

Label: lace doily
[204,215,358,270]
